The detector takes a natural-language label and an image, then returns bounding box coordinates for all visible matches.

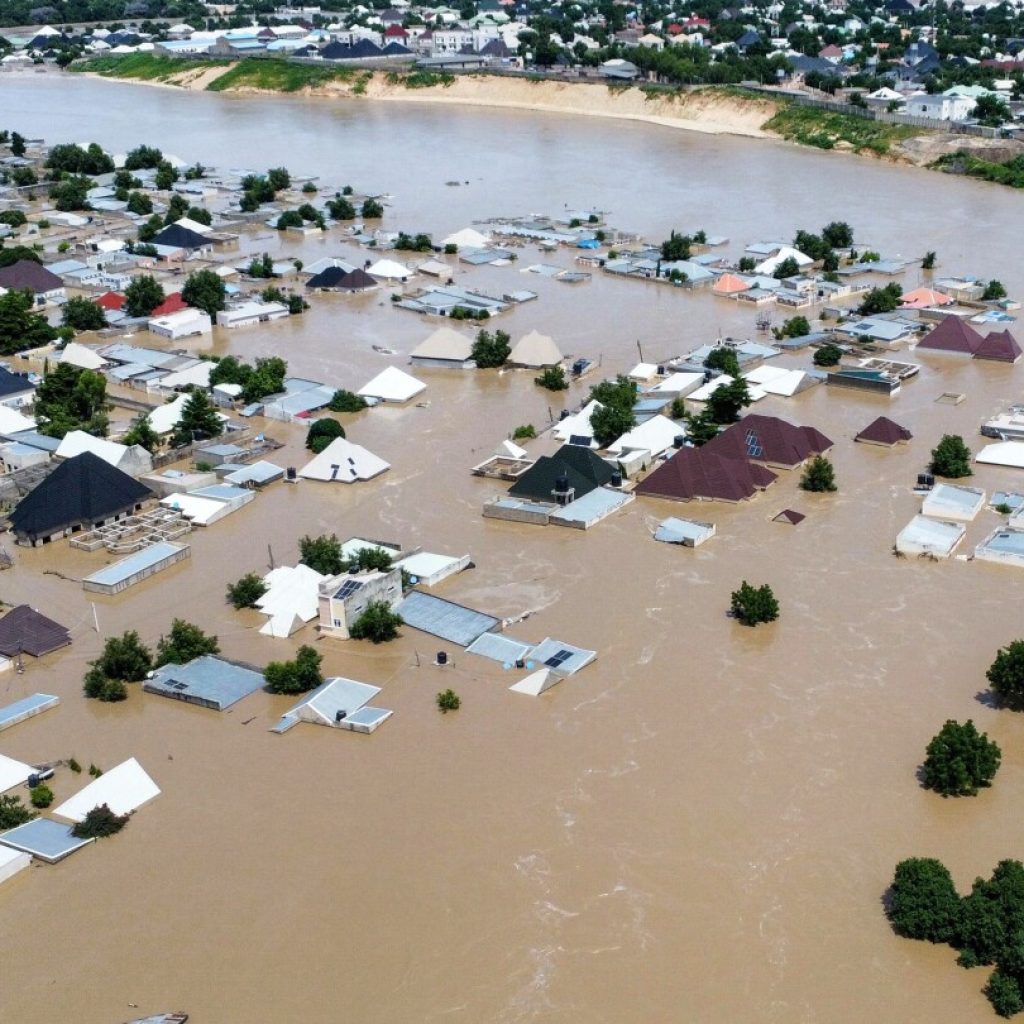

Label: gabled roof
[10,451,153,540]
[900,286,952,309]
[636,446,777,503]
[713,272,750,294]
[150,223,211,250]
[974,330,1022,364]
[856,415,912,446]
[0,605,71,657]
[0,366,34,399]
[703,414,833,468]
[149,292,188,317]
[509,443,613,501]
[916,315,984,354]
[0,260,63,293]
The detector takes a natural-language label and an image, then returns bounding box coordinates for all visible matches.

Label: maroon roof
[337,268,378,292]
[703,414,833,468]
[0,259,64,294]
[636,446,777,503]
[974,330,1022,364]
[773,509,806,525]
[855,416,912,446]
[0,604,71,658]
[916,316,984,354]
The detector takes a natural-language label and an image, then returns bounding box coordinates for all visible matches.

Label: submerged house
[317,566,403,639]
[10,451,154,546]
[508,444,614,503]
[915,316,983,354]
[298,437,390,483]
[272,676,393,735]
[636,446,777,503]
[702,414,832,469]
[855,416,912,447]
[409,327,476,369]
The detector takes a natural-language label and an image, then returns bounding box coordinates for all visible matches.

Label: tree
[305,418,345,454]
[267,166,291,191]
[930,434,972,478]
[10,131,25,157]
[730,581,779,626]
[349,601,403,643]
[888,858,962,943]
[0,794,35,830]
[241,357,286,403]
[154,161,178,191]
[276,210,304,230]
[773,256,800,280]
[327,196,356,220]
[778,315,810,339]
[299,534,345,575]
[858,282,903,315]
[123,274,165,318]
[0,289,57,355]
[922,251,937,270]
[822,220,854,248]
[164,194,189,224]
[793,230,830,262]
[660,229,692,262]
[124,144,163,169]
[122,413,159,453]
[973,93,1012,126]
[84,630,152,702]
[61,295,106,332]
[0,210,26,228]
[738,256,756,272]
[126,190,152,216]
[706,378,751,425]
[535,366,568,391]
[704,347,741,377]
[227,572,268,609]
[983,280,1008,301]
[187,206,212,226]
[155,619,220,667]
[986,971,1024,1018]
[181,269,226,316]
[71,804,129,839]
[987,640,1024,710]
[437,688,461,713]
[350,546,394,572]
[800,455,837,492]
[471,328,511,368]
[264,644,323,695]
[588,402,632,449]
[813,343,843,367]
[171,390,223,447]
[922,719,1001,797]
[29,783,53,808]
[35,363,108,438]
[361,197,384,218]
[684,409,719,446]
[327,389,367,413]
[50,175,92,212]
[138,214,164,243]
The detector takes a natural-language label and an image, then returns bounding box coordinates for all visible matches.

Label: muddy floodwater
[1,73,1024,1024]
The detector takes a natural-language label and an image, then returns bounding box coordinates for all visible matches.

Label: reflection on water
[0,73,1022,1024]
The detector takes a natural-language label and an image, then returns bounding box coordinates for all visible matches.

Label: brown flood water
[1,74,1024,1023]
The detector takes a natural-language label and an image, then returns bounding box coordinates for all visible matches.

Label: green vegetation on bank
[933,150,1024,190]
[206,59,354,93]
[385,70,455,89]
[765,103,920,155]
[73,54,226,81]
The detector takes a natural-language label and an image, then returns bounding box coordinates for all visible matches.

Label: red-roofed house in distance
[149,292,188,317]
[974,330,1023,364]
[95,291,125,312]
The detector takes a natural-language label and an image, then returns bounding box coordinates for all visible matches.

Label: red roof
[149,292,188,317]
[637,446,777,503]
[95,291,125,311]
[819,44,843,57]
[667,22,683,33]
[384,24,408,36]
[703,414,833,469]
[974,330,1022,364]
[855,416,912,446]
[916,316,984,354]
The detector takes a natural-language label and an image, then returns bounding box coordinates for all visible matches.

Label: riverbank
[66,58,1024,178]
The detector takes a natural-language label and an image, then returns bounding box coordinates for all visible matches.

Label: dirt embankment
[895,132,1024,167]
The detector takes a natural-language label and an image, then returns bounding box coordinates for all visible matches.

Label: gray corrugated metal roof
[466,633,533,665]
[0,818,93,862]
[144,655,264,711]
[83,541,188,587]
[396,591,499,647]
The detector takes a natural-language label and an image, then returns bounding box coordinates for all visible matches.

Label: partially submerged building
[144,655,265,711]
[51,757,159,822]
[637,446,777,503]
[10,452,154,546]
[508,444,614,504]
[318,566,403,639]
[895,515,965,558]
[855,416,912,447]
[298,437,390,483]
[702,414,832,469]
[409,327,476,369]
[921,484,985,522]
[358,366,427,404]
[272,676,393,735]
[0,606,71,657]
[508,330,564,368]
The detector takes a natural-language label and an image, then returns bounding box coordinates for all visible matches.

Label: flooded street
[1,73,1024,1023]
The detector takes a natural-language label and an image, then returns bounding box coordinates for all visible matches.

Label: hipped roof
[916,315,984,354]
[637,446,777,503]
[410,326,474,361]
[856,415,912,445]
[509,444,613,502]
[0,605,71,657]
[703,414,833,468]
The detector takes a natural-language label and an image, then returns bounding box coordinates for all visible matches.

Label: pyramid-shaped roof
[337,268,378,291]
[305,265,348,289]
[974,330,1022,364]
[10,451,153,541]
[855,416,912,446]
[916,316,984,354]
[508,443,613,501]
[703,414,832,468]
[713,273,750,294]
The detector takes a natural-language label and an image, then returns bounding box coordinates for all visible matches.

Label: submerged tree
[930,434,972,478]
[264,645,323,695]
[349,601,403,644]
[171,390,223,447]
[299,534,345,576]
[987,640,1024,710]
[888,857,962,943]
[730,581,779,626]
[470,328,510,368]
[226,572,268,610]
[922,720,1001,797]
[800,455,837,493]
[155,619,220,668]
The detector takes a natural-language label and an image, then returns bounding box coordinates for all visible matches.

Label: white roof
[0,752,34,794]
[648,371,705,395]
[744,365,807,397]
[410,326,474,362]
[977,442,1024,469]
[257,564,328,638]
[0,845,30,883]
[509,668,558,695]
[160,493,228,524]
[367,258,412,280]
[496,438,528,459]
[895,515,964,558]
[149,308,212,334]
[921,483,985,522]
[755,247,814,275]
[0,405,36,435]
[606,414,681,456]
[395,551,462,580]
[171,216,213,235]
[509,330,563,368]
[441,227,490,248]
[148,393,189,435]
[298,437,390,482]
[155,360,214,391]
[687,376,767,403]
[213,382,243,398]
[627,362,658,381]
[358,366,426,403]
[552,399,601,442]
[59,341,107,370]
[55,430,129,466]
[52,757,160,822]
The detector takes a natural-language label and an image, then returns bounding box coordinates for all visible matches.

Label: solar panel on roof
[545,649,573,668]
[334,579,364,599]
[745,429,763,459]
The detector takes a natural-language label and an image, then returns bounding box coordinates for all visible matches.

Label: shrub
[730,581,779,626]
[349,601,403,644]
[305,418,345,453]
[68,757,82,773]
[88,764,102,778]
[0,794,35,829]
[535,366,568,391]
[29,784,53,808]
[983,280,1007,302]
[327,389,367,413]
[922,720,1001,797]
[227,572,268,609]
[922,251,937,270]
[71,803,129,839]
[437,688,461,713]
[930,434,972,478]
[512,424,536,440]
[83,631,152,701]
[813,343,843,367]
